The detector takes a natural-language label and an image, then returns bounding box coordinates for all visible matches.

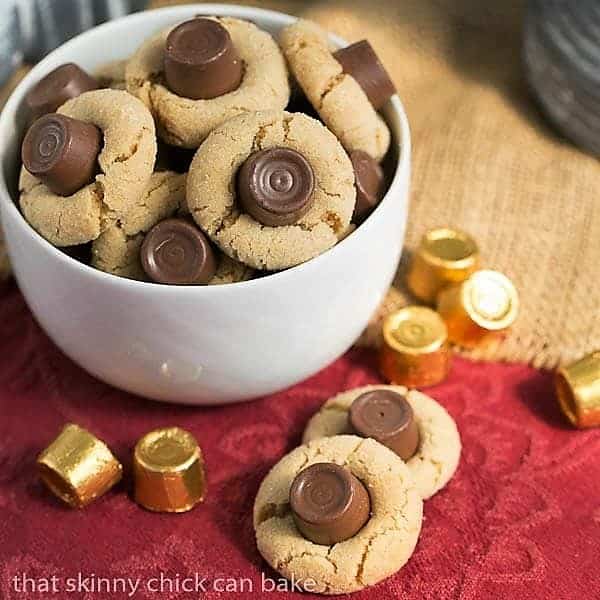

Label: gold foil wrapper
[380,306,451,387]
[407,228,479,304]
[37,424,123,508]
[555,352,600,429]
[437,269,519,347]
[133,427,205,513]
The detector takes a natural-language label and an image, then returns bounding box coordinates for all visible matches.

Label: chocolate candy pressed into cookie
[290,462,370,545]
[24,63,98,121]
[187,110,356,270]
[280,20,392,162]
[303,385,461,500]
[237,147,315,226]
[141,218,217,285]
[19,89,157,247]
[126,17,290,148]
[254,435,422,594]
[164,18,243,100]
[22,113,102,197]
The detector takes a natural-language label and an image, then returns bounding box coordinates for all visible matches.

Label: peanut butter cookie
[126,17,289,148]
[254,435,422,594]
[303,385,461,500]
[280,20,391,162]
[19,89,156,247]
[187,110,355,270]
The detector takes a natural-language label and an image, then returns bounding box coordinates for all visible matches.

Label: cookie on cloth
[126,17,290,148]
[303,385,461,500]
[253,435,423,595]
[19,89,156,247]
[186,110,356,270]
[280,20,392,162]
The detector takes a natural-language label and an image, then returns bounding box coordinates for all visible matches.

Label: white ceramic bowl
[0,4,410,405]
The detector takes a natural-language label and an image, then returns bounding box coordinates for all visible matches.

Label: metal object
[555,351,600,429]
[0,0,148,86]
[524,0,600,156]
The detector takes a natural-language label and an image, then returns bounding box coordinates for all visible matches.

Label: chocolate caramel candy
[290,462,370,545]
[21,113,102,196]
[164,18,243,100]
[350,150,385,222]
[25,63,98,121]
[140,218,217,285]
[333,40,396,110]
[237,147,315,226]
[349,389,420,461]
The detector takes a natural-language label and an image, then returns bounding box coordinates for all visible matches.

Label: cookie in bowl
[126,17,290,148]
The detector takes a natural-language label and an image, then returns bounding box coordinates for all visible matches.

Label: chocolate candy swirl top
[164,18,243,100]
[21,113,102,197]
[237,147,315,226]
[140,218,217,285]
[349,389,420,461]
[334,40,396,111]
[290,462,370,545]
[24,63,98,121]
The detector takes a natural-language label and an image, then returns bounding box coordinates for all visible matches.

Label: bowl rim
[0,2,411,296]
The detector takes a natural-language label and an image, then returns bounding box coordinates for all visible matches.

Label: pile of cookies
[17,17,396,284]
[254,384,461,594]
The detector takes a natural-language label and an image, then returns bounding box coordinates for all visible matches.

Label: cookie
[94,60,127,90]
[253,435,423,595]
[126,17,290,148]
[280,20,391,162]
[187,110,356,270]
[92,172,253,284]
[19,89,156,247]
[303,385,461,500]
[91,171,185,279]
[0,227,10,281]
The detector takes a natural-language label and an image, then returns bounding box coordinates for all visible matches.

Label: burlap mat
[2,1,598,367]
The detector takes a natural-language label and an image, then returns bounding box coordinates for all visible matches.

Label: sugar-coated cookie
[19,89,156,247]
[280,20,391,162]
[303,385,461,500]
[187,110,356,270]
[126,17,290,148]
[254,435,423,595]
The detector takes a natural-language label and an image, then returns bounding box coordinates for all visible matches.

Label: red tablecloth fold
[0,280,599,600]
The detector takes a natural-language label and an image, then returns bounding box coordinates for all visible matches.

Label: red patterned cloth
[0,279,599,600]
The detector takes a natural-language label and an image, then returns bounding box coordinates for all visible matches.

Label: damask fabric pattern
[1,279,599,600]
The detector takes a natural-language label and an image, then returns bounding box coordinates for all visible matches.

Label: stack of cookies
[17,16,396,284]
[254,385,461,594]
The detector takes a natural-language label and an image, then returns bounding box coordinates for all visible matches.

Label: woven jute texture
[3,1,598,367]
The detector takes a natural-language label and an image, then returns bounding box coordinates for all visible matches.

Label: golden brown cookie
[126,17,290,148]
[254,435,423,594]
[303,385,461,500]
[187,110,356,270]
[280,20,391,162]
[19,89,156,247]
